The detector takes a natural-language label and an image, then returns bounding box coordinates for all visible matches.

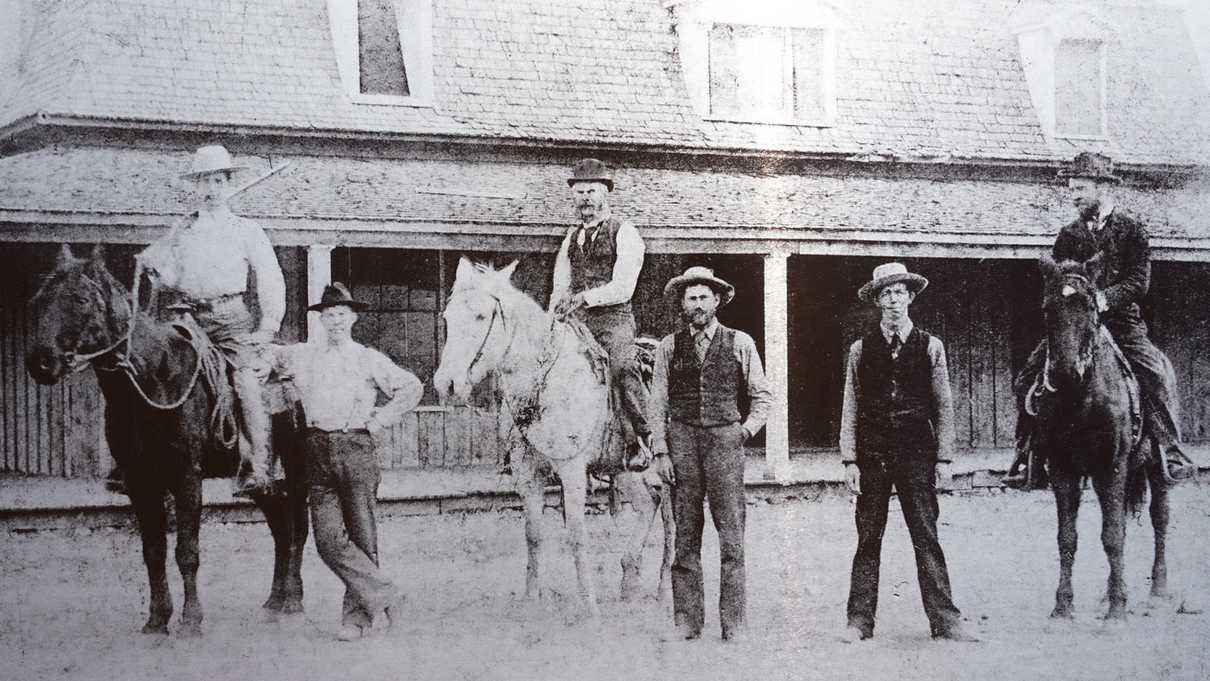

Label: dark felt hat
[567,158,614,191]
[307,282,368,312]
[1057,152,1122,184]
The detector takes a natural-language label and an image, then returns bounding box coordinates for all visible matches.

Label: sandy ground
[2,484,1209,681]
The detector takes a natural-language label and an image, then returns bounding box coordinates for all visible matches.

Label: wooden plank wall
[790,256,1024,452]
[1150,262,1210,444]
[1,244,112,478]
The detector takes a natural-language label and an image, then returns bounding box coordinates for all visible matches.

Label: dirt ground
[2,483,1209,681]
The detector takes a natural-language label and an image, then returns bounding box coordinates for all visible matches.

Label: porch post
[306,245,334,343]
[762,252,791,481]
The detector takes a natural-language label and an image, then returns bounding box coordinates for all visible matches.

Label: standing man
[649,266,771,642]
[274,283,423,641]
[839,263,978,643]
[138,144,284,495]
[549,158,651,462]
[1007,152,1194,487]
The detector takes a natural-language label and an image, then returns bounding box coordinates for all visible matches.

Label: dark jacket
[1052,209,1150,327]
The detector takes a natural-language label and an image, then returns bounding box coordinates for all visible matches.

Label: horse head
[1039,253,1103,391]
[433,257,525,402]
[26,245,130,385]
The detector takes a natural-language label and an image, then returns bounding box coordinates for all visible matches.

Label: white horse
[433,258,673,617]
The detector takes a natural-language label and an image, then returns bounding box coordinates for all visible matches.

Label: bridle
[52,266,202,411]
[1035,272,1099,401]
[461,291,512,386]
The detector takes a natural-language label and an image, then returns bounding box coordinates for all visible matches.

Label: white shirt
[548,208,646,309]
[140,208,286,332]
[275,339,424,432]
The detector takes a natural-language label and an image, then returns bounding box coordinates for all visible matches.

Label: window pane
[358,0,410,96]
[1055,40,1102,136]
[710,24,787,118]
[792,28,825,121]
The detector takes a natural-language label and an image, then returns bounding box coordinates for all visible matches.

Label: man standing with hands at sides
[649,267,771,643]
[839,263,978,643]
[274,283,423,641]
[549,158,652,464]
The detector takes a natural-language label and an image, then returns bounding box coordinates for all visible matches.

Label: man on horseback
[650,267,771,642]
[137,144,285,495]
[1005,152,1195,488]
[549,158,652,463]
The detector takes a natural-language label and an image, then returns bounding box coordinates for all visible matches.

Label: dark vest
[669,325,743,427]
[568,217,632,316]
[855,327,937,457]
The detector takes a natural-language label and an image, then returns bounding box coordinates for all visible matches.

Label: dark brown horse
[26,245,309,636]
[1033,255,1169,623]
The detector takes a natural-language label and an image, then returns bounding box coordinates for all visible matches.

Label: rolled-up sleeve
[243,220,286,334]
[367,350,424,426]
[928,337,956,462]
[734,331,771,438]
[839,340,862,464]
[581,222,645,308]
[648,336,674,454]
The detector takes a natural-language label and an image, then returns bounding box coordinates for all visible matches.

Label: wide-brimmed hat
[1057,151,1122,184]
[307,282,368,312]
[181,144,248,179]
[664,266,735,306]
[857,262,929,302]
[567,158,614,192]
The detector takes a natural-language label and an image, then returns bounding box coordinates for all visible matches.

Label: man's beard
[1078,200,1100,222]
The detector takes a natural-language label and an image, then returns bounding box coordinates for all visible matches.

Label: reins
[66,264,204,411]
[1027,273,1106,415]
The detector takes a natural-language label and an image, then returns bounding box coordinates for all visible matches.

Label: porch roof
[3,146,1210,259]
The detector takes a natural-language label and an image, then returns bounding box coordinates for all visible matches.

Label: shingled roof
[2,0,1207,165]
[4,146,1209,258]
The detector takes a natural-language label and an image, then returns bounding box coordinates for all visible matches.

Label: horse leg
[657,480,674,603]
[255,491,292,615]
[556,458,600,619]
[1050,469,1081,620]
[1147,455,1171,602]
[516,454,546,601]
[611,471,657,602]
[1091,467,1128,621]
[171,474,204,637]
[129,484,173,634]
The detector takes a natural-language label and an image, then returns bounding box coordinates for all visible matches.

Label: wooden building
[2,0,1210,480]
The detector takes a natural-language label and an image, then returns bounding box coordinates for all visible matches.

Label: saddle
[168,316,297,477]
[514,318,657,477]
[1021,331,1146,476]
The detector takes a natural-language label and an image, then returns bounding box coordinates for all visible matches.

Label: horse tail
[1125,446,1150,518]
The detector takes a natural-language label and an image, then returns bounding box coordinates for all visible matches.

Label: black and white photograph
[1,0,1209,679]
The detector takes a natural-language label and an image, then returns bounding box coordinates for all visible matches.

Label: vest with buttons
[669,325,743,426]
[567,216,632,316]
[855,327,937,456]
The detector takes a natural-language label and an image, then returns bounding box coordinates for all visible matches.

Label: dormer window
[329,0,433,106]
[1013,8,1113,142]
[1054,39,1105,138]
[708,24,829,123]
[670,0,839,127]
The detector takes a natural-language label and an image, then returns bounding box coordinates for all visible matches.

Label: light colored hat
[664,266,735,306]
[181,145,248,179]
[567,158,614,191]
[857,263,929,302]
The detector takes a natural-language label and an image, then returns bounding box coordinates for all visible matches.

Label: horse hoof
[1048,608,1074,621]
[177,621,203,638]
[141,622,170,636]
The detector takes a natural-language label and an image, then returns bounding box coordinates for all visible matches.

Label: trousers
[668,420,747,636]
[305,429,398,628]
[847,453,962,636]
[581,309,650,444]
